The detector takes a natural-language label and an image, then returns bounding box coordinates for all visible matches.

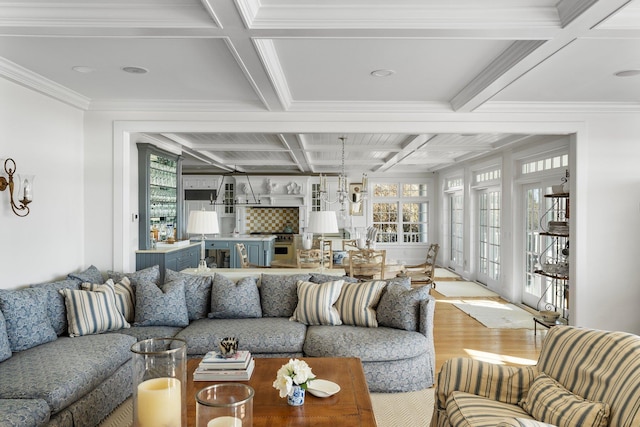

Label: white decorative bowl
[540,310,560,323]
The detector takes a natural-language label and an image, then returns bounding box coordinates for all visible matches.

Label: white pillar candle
[137,377,182,427]
[207,416,242,427]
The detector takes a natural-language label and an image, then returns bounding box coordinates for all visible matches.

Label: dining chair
[296,249,324,268]
[348,249,386,280]
[342,239,359,251]
[235,243,259,268]
[403,243,439,285]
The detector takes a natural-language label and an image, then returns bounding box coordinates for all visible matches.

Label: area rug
[453,299,535,329]
[99,388,434,427]
[434,268,462,280]
[435,281,499,298]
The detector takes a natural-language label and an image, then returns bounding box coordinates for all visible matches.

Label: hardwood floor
[430,287,547,373]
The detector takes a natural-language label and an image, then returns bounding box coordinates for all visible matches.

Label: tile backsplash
[245,207,299,233]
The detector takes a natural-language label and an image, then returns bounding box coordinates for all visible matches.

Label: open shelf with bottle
[138,143,182,250]
[534,191,570,323]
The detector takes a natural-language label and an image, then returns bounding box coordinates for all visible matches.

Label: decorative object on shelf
[286,181,301,195]
[195,383,254,427]
[273,358,315,406]
[187,209,220,271]
[307,211,339,272]
[0,158,34,217]
[540,310,560,323]
[318,136,369,219]
[266,178,277,195]
[218,337,239,358]
[131,338,187,427]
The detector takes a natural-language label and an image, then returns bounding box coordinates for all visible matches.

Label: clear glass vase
[131,338,187,427]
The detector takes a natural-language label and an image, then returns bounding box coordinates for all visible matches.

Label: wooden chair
[403,243,439,285]
[235,243,259,268]
[312,239,333,269]
[296,249,324,268]
[348,249,386,280]
[342,239,359,251]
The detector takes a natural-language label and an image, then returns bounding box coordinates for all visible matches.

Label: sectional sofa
[0,265,435,427]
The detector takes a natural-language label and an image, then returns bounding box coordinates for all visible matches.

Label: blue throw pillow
[134,280,189,327]
[67,265,104,284]
[260,273,311,318]
[0,288,57,351]
[0,310,12,362]
[30,278,81,336]
[376,283,429,331]
[108,265,161,286]
[209,274,262,319]
[165,269,212,321]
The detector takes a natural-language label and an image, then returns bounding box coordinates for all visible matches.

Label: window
[521,154,568,175]
[311,183,321,212]
[450,194,464,268]
[224,182,234,214]
[372,182,429,243]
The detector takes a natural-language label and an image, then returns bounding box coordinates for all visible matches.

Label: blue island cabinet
[204,237,275,268]
[136,243,200,283]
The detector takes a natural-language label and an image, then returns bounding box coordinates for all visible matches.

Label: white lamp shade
[187,210,219,235]
[307,211,339,234]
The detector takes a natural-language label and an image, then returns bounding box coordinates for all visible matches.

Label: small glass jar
[196,383,254,427]
[131,338,187,427]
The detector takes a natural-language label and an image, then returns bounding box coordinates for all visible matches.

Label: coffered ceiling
[1,0,639,175]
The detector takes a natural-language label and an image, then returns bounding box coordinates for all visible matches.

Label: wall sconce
[0,158,33,217]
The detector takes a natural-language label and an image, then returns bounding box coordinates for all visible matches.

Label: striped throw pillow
[335,280,386,327]
[60,280,130,337]
[290,280,344,326]
[519,373,610,427]
[82,278,135,323]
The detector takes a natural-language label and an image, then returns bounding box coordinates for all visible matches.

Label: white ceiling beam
[376,134,430,172]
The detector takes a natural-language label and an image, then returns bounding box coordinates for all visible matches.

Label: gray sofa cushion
[134,280,189,327]
[0,333,135,414]
[176,318,307,355]
[67,265,103,285]
[303,324,428,362]
[29,278,81,336]
[113,325,184,341]
[165,269,212,321]
[209,275,262,319]
[0,398,50,427]
[0,311,11,362]
[260,273,311,317]
[0,288,57,351]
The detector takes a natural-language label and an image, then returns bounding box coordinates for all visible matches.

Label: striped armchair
[432,326,640,427]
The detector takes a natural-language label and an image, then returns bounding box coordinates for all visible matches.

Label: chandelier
[318,137,368,217]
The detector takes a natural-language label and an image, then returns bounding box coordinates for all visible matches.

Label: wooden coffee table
[186,357,376,427]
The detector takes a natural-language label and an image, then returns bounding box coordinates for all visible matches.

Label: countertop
[191,235,277,242]
[136,242,200,254]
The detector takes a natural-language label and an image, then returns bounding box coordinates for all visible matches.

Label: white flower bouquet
[272,358,315,398]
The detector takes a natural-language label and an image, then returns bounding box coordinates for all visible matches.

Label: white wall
[0,79,85,288]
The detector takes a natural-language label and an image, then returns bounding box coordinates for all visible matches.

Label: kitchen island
[196,235,276,268]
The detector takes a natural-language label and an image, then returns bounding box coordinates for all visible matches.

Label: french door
[449,193,464,271]
[477,188,501,286]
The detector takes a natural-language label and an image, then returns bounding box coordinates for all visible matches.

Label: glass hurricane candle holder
[196,383,254,427]
[131,338,187,427]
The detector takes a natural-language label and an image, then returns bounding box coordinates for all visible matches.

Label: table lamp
[187,209,219,271]
[307,211,338,271]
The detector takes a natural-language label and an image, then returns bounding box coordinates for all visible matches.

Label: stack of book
[193,350,255,381]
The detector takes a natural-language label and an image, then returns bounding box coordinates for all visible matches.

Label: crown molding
[0,2,218,29]
[87,99,266,112]
[253,38,292,110]
[286,100,453,113]
[235,0,560,30]
[0,57,89,109]
[477,101,640,114]
[556,0,599,27]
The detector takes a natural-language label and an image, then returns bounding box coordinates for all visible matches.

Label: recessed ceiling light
[72,66,95,73]
[614,69,640,77]
[370,69,395,77]
[122,66,149,74]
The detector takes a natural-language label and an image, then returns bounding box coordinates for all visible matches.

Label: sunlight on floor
[464,348,537,366]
